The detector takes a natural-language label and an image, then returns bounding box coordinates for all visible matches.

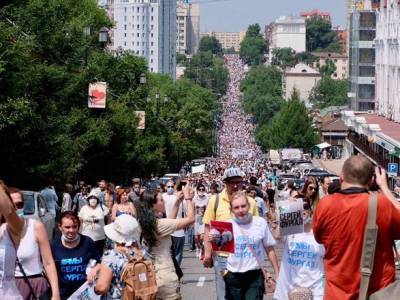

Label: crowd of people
[0,54,400,300]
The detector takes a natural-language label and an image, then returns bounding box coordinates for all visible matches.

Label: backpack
[120,251,158,300]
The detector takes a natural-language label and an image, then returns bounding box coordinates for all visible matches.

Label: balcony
[348,133,389,167]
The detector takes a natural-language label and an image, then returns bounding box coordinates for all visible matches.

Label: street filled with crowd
[0,55,400,300]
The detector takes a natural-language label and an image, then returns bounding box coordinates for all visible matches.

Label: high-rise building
[200,31,246,52]
[300,9,331,21]
[375,0,400,122]
[176,1,200,55]
[111,0,176,79]
[268,16,306,63]
[348,0,380,111]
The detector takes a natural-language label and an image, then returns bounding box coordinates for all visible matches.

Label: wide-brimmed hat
[104,214,140,246]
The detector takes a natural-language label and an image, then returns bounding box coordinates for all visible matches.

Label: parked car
[307,168,330,181]
[22,191,55,240]
[277,173,297,190]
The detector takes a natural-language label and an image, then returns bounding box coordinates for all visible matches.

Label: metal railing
[348,134,389,167]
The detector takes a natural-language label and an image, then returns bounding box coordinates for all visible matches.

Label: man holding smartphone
[313,155,400,299]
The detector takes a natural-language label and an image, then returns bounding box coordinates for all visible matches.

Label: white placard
[67,282,101,300]
[191,164,205,174]
[276,198,304,236]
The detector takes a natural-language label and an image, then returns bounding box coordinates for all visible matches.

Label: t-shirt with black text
[51,235,100,299]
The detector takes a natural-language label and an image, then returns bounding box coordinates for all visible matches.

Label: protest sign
[191,164,205,174]
[67,282,100,300]
[88,82,107,109]
[210,221,235,253]
[276,198,304,236]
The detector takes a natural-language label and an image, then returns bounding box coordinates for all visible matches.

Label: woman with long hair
[0,180,24,299]
[135,188,195,300]
[300,176,320,209]
[10,187,60,300]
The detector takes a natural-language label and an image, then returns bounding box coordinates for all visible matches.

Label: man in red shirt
[313,155,400,299]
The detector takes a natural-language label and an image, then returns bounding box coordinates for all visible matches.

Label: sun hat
[104,214,141,246]
[223,167,244,181]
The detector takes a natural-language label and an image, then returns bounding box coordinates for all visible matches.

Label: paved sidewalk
[313,158,346,175]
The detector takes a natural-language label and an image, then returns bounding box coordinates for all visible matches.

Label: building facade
[300,9,331,21]
[200,31,245,52]
[112,0,176,78]
[268,16,306,63]
[312,52,349,80]
[375,0,400,122]
[284,63,322,104]
[348,0,381,111]
[176,1,200,55]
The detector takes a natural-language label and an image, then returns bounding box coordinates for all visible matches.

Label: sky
[199,0,347,32]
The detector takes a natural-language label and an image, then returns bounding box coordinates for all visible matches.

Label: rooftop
[361,113,400,141]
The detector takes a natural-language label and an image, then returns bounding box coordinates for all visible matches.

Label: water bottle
[86,259,97,275]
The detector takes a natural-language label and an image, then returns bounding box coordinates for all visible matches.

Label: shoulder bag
[235,221,276,294]
[358,193,400,300]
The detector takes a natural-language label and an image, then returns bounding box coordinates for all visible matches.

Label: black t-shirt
[51,235,100,299]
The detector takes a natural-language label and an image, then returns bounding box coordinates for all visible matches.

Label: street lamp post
[82,26,109,66]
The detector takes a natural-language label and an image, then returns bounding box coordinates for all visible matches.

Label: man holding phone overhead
[313,155,400,300]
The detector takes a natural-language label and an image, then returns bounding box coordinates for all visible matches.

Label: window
[124,33,127,37]
[124,24,127,30]
[151,42,154,46]
[137,24,140,29]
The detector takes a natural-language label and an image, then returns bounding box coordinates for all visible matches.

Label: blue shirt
[40,187,58,215]
[51,235,100,299]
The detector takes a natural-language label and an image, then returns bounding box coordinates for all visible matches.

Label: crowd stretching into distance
[0,55,400,300]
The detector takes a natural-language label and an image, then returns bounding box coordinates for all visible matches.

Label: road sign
[388,163,399,176]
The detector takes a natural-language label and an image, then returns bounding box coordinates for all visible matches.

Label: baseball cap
[104,214,141,246]
[223,167,244,181]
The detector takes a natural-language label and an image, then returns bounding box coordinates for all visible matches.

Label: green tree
[198,36,223,55]
[256,89,319,151]
[271,48,298,69]
[306,17,341,52]
[176,53,187,65]
[0,0,218,188]
[318,58,337,77]
[309,77,348,109]
[239,23,267,65]
[296,52,318,65]
[184,51,228,95]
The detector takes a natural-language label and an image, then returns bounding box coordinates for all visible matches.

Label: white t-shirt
[227,216,276,273]
[274,231,325,300]
[78,205,109,241]
[194,194,208,235]
[255,196,268,217]
[61,192,72,212]
[163,193,185,238]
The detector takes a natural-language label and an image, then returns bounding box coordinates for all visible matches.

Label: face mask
[233,213,253,225]
[16,209,24,217]
[167,187,174,194]
[89,199,98,207]
[61,233,80,244]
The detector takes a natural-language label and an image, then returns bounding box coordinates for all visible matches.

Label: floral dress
[101,249,133,300]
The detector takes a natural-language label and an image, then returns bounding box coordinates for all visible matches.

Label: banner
[67,282,100,300]
[191,164,205,174]
[88,82,107,109]
[276,198,304,236]
[135,111,145,129]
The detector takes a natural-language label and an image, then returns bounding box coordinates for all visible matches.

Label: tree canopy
[256,89,319,151]
[239,23,267,66]
[0,0,218,188]
[306,17,341,52]
[198,35,223,55]
[309,77,348,109]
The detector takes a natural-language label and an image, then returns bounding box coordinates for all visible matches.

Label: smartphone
[176,180,187,191]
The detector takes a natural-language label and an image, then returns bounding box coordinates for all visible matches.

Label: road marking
[197,276,206,287]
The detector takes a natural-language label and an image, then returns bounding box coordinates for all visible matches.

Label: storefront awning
[316,142,331,149]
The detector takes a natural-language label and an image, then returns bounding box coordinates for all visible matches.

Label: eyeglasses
[15,202,24,209]
[198,188,205,191]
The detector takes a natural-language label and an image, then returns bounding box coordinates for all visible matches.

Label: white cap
[223,167,244,181]
[104,214,141,246]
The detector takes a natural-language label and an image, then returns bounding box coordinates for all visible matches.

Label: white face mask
[89,199,98,207]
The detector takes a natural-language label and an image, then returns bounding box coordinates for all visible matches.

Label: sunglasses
[15,202,24,209]
[308,186,317,191]
[198,188,205,191]
[226,180,242,185]
[167,186,174,188]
